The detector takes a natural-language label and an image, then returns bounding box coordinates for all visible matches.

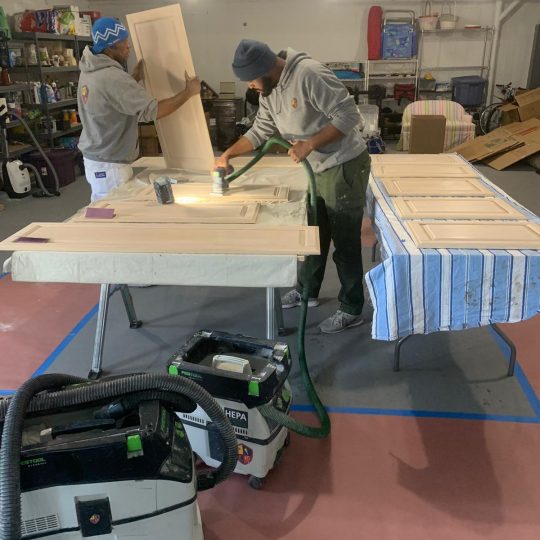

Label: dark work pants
[297,150,371,316]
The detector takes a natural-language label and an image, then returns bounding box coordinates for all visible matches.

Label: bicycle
[479,82,522,134]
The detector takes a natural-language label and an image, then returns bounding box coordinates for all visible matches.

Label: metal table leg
[274,288,286,336]
[266,287,276,340]
[89,284,111,380]
[393,334,413,372]
[491,323,516,377]
[371,240,379,263]
[120,285,143,329]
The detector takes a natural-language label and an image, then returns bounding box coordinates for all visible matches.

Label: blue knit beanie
[232,39,277,81]
[92,17,129,54]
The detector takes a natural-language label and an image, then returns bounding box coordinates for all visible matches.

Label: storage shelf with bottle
[363,59,419,139]
[1,32,91,158]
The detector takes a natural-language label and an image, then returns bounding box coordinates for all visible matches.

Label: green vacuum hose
[226,137,330,438]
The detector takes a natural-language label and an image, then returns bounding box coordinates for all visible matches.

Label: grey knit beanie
[232,39,277,81]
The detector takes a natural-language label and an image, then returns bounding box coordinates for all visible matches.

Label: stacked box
[138,124,162,156]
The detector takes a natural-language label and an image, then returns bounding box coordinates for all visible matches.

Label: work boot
[281,289,319,309]
[319,310,364,334]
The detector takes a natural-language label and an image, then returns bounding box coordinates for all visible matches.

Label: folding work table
[366,155,540,375]
[2,158,312,379]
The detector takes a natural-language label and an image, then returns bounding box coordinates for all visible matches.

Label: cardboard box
[500,87,540,123]
[484,142,540,170]
[219,81,236,98]
[409,115,446,154]
[500,103,520,125]
[484,118,540,170]
[139,137,161,157]
[514,87,540,108]
[453,118,540,170]
[451,127,522,162]
[53,10,91,35]
[139,124,157,138]
[53,5,80,12]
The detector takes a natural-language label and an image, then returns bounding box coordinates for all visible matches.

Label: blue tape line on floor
[0,302,99,394]
[0,286,131,394]
[489,326,540,418]
[290,404,540,424]
[0,272,8,280]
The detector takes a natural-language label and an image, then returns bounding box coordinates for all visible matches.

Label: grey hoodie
[77,46,158,164]
[244,49,365,173]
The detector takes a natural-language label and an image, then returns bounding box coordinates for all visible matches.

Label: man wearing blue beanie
[78,17,201,202]
[216,39,370,334]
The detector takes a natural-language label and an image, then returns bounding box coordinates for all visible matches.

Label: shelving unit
[1,32,90,159]
[416,27,494,104]
[364,59,419,139]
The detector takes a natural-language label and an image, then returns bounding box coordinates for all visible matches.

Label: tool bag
[393,83,416,104]
[382,10,416,59]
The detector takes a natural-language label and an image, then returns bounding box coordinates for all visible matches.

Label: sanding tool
[153,175,175,204]
[211,166,232,195]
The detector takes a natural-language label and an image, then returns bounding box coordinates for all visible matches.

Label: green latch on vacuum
[168,365,179,376]
[126,434,143,458]
[248,380,260,397]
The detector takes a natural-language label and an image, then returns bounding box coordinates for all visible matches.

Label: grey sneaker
[281,289,320,309]
[319,310,364,334]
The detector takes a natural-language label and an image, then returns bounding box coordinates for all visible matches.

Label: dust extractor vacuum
[0,373,238,539]
[166,137,331,489]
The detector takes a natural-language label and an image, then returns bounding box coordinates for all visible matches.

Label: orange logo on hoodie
[81,85,89,105]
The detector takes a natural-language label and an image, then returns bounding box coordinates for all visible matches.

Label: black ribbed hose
[0,373,238,540]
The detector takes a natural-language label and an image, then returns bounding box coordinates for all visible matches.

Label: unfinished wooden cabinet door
[76,201,261,224]
[0,223,320,256]
[405,220,540,249]
[370,154,463,165]
[127,5,214,172]
[372,163,479,177]
[392,197,525,220]
[380,177,494,197]
[133,183,290,203]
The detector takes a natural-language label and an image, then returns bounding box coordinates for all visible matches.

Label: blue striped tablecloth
[365,165,540,341]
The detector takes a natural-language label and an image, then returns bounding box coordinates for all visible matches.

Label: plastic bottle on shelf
[69,109,78,127]
[63,109,70,129]
[51,81,61,101]
[1,67,11,86]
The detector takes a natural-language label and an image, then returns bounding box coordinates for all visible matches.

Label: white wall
[4,0,539,93]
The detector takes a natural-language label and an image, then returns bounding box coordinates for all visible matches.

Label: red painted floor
[1,275,539,539]
[200,315,540,540]
[0,275,98,390]
[200,411,540,540]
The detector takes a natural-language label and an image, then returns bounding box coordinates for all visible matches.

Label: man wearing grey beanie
[216,39,370,334]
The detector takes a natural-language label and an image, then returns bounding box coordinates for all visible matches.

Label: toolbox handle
[45,418,116,439]
[383,10,416,25]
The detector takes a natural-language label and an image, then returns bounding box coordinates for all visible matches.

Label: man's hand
[288,140,314,163]
[214,154,232,171]
[185,71,201,98]
[132,60,144,83]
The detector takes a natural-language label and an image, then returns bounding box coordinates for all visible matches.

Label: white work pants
[83,158,133,202]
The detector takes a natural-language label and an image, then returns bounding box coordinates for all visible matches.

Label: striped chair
[397,100,476,151]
